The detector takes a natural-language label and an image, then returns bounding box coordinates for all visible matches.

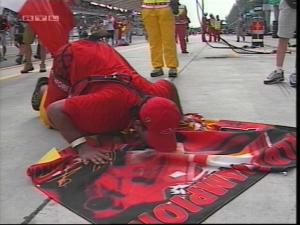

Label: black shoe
[16,55,23,65]
[34,54,41,59]
[182,50,189,54]
[31,77,49,111]
[21,65,34,73]
[150,68,164,77]
[168,68,177,78]
[289,73,296,88]
[39,64,47,73]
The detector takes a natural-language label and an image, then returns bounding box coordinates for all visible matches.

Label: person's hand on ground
[77,144,112,165]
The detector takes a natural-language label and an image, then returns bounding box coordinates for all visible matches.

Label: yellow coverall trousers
[142,7,179,69]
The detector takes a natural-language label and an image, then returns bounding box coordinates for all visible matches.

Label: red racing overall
[42,40,178,135]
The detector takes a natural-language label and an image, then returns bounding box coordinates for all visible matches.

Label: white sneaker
[264,70,284,85]
[288,73,296,87]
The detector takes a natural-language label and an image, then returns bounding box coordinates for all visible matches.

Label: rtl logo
[22,15,59,22]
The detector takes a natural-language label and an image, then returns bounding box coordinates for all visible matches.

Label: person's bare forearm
[46,100,85,144]
[46,99,112,164]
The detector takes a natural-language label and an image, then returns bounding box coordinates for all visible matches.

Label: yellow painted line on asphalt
[0,74,21,81]
[0,58,53,71]
[0,44,148,82]
[0,65,52,81]
[0,43,147,72]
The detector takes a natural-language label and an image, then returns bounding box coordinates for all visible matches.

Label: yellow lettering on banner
[58,166,82,187]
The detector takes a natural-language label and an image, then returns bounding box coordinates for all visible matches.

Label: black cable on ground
[218,36,276,54]
[21,199,51,224]
[194,0,279,55]
[219,36,292,54]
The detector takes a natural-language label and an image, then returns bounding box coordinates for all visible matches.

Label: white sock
[276,67,283,72]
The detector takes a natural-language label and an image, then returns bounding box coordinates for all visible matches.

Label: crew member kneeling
[31,31,183,165]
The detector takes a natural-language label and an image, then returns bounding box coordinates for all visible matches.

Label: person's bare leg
[2,45,6,58]
[263,37,288,84]
[15,43,24,64]
[39,43,47,72]
[19,44,24,55]
[276,37,289,68]
[24,44,32,63]
[21,44,34,72]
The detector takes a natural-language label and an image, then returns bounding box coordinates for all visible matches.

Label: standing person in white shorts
[264,0,297,87]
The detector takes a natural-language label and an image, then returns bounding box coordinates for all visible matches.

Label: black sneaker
[182,50,189,54]
[168,68,177,78]
[39,63,47,73]
[16,55,23,65]
[21,63,34,73]
[289,73,296,88]
[150,68,164,77]
[31,77,49,111]
[264,70,284,84]
[34,54,41,59]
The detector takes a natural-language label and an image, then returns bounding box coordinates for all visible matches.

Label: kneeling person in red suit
[31,31,183,165]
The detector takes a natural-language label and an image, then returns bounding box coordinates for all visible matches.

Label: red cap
[139,97,181,152]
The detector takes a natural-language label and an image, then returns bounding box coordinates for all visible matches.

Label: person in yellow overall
[142,0,179,78]
[214,15,221,42]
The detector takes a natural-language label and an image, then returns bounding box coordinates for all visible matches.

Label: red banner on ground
[27,114,296,224]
